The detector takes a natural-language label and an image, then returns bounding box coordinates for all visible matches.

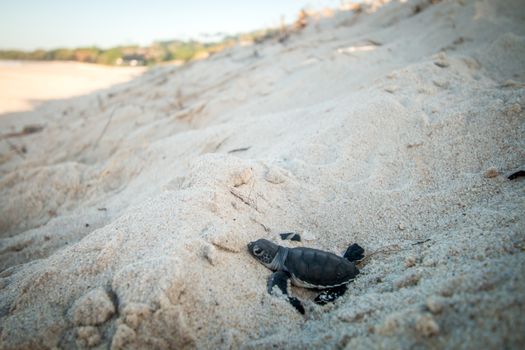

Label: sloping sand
[1,0,524,348]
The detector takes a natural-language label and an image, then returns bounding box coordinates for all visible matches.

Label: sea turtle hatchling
[248,238,364,314]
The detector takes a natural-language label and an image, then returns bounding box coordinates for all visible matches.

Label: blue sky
[0,0,342,50]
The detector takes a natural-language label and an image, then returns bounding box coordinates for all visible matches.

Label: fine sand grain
[0,0,524,349]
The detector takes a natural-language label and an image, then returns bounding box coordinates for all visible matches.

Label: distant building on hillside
[116,54,146,66]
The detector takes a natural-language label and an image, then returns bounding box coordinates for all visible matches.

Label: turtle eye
[253,246,263,256]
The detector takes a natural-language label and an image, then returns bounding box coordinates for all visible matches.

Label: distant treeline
[0,41,218,65]
[0,29,280,66]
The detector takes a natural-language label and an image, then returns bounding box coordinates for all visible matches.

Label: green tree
[96,48,123,65]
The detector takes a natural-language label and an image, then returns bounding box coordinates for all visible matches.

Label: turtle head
[247,239,280,269]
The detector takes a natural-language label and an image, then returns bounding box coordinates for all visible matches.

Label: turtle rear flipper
[267,271,305,314]
[344,243,365,262]
[314,285,348,305]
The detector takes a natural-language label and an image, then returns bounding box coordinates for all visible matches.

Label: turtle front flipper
[344,243,365,262]
[314,285,348,305]
[267,271,305,314]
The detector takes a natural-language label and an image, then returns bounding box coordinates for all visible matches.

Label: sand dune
[0,0,524,349]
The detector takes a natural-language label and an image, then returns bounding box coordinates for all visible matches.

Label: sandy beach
[0,61,144,115]
[0,0,524,349]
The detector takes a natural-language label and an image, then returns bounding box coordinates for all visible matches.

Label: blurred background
[0,0,355,65]
[0,0,359,114]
